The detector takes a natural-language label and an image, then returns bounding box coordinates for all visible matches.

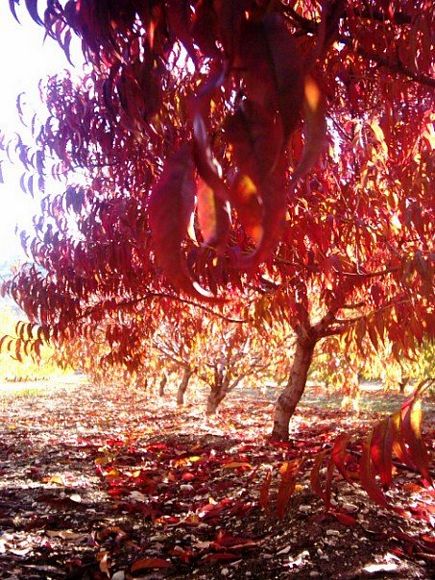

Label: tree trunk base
[270,337,316,441]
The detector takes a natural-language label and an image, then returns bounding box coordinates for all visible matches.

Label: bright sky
[0,3,81,263]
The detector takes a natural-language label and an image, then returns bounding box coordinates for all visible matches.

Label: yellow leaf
[370,119,388,155]
[43,474,65,486]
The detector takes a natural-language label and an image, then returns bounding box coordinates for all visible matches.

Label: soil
[0,379,433,579]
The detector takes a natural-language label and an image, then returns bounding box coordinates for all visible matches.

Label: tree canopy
[1,1,434,439]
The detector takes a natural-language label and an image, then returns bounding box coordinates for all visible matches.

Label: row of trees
[0,1,433,439]
[57,300,293,415]
[62,302,434,416]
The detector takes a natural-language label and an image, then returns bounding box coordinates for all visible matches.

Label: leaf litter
[0,379,433,579]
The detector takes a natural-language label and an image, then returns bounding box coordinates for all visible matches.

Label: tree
[191,315,291,415]
[2,1,433,440]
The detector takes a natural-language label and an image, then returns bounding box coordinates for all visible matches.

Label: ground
[0,378,434,579]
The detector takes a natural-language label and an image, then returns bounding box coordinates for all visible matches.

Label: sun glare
[0,3,81,264]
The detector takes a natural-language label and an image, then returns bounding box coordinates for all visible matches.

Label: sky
[0,3,81,264]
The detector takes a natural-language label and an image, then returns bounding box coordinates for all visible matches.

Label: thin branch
[80,291,248,325]
[340,36,435,88]
[284,6,434,88]
[352,6,413,26]
[331,266,400,279]
[342,302,366,310]
[284,6,318,33]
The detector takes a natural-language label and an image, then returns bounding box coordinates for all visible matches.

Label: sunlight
[0,3,81,262]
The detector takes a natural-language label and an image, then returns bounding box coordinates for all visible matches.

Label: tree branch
[80,292,248,325]
[340,36,435,88]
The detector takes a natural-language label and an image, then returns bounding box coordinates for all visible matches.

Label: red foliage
[0,2,433,416]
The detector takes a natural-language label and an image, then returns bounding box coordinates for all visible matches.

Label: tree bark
[176,368,192,406]
[159,373,167,397]
[206,388,226,415]
[271,337,316,441]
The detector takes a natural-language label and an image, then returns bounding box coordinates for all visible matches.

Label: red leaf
[166,0,197,64]
[401,389,432,485]
[370,418,393,488]
[290,75,327,183]
[334,511,357,526]
[191,0,220,58]
[148,145,214,299]
[259,467,272,509]
[331,432,353,484]
[203,552,240,563]
[131,558,172,572]
[276,459,304,519]
[310,451,327,500]
[359,429,390,508]
[238,14,304,139]
[225,101,287,267]
[196,176,231,253]
[213,530,258,549]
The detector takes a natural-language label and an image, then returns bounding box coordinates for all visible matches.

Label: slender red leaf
[149,145,214,299]
[276,459,303,518]
[331,432,353,484]
[370,418,393,488]
[131,558,172,572]
[401,388,433,485]
[359,429,390,508]
[259,467,272,509]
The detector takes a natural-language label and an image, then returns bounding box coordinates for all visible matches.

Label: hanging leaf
[370,418,393,488]
[190,65,229,203]
[331,432,354,484]
[359,429,390,508]
[166,0,197,64]
[237,13,304,140]
[149,145,214,299]
[401,382,433,485]
[229,173,263,245]
[290,75,327,184]
[196,177,231,254]
[25,0,43,25]
[225,100,286,267]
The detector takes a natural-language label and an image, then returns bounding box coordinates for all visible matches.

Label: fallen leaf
[333,512,357,526]
[131,558,172,572]
[222,461,252,470]
[46,530,87,541]
[42,474,65,486]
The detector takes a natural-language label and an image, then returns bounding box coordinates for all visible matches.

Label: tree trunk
[271,337,316,441]
[159,373,167,397]
[206,388,225,416]
[176,368,192,406]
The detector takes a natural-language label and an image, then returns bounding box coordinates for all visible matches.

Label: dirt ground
[0,379,434,579]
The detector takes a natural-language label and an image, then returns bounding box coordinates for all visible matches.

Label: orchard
[0,1,434,578]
